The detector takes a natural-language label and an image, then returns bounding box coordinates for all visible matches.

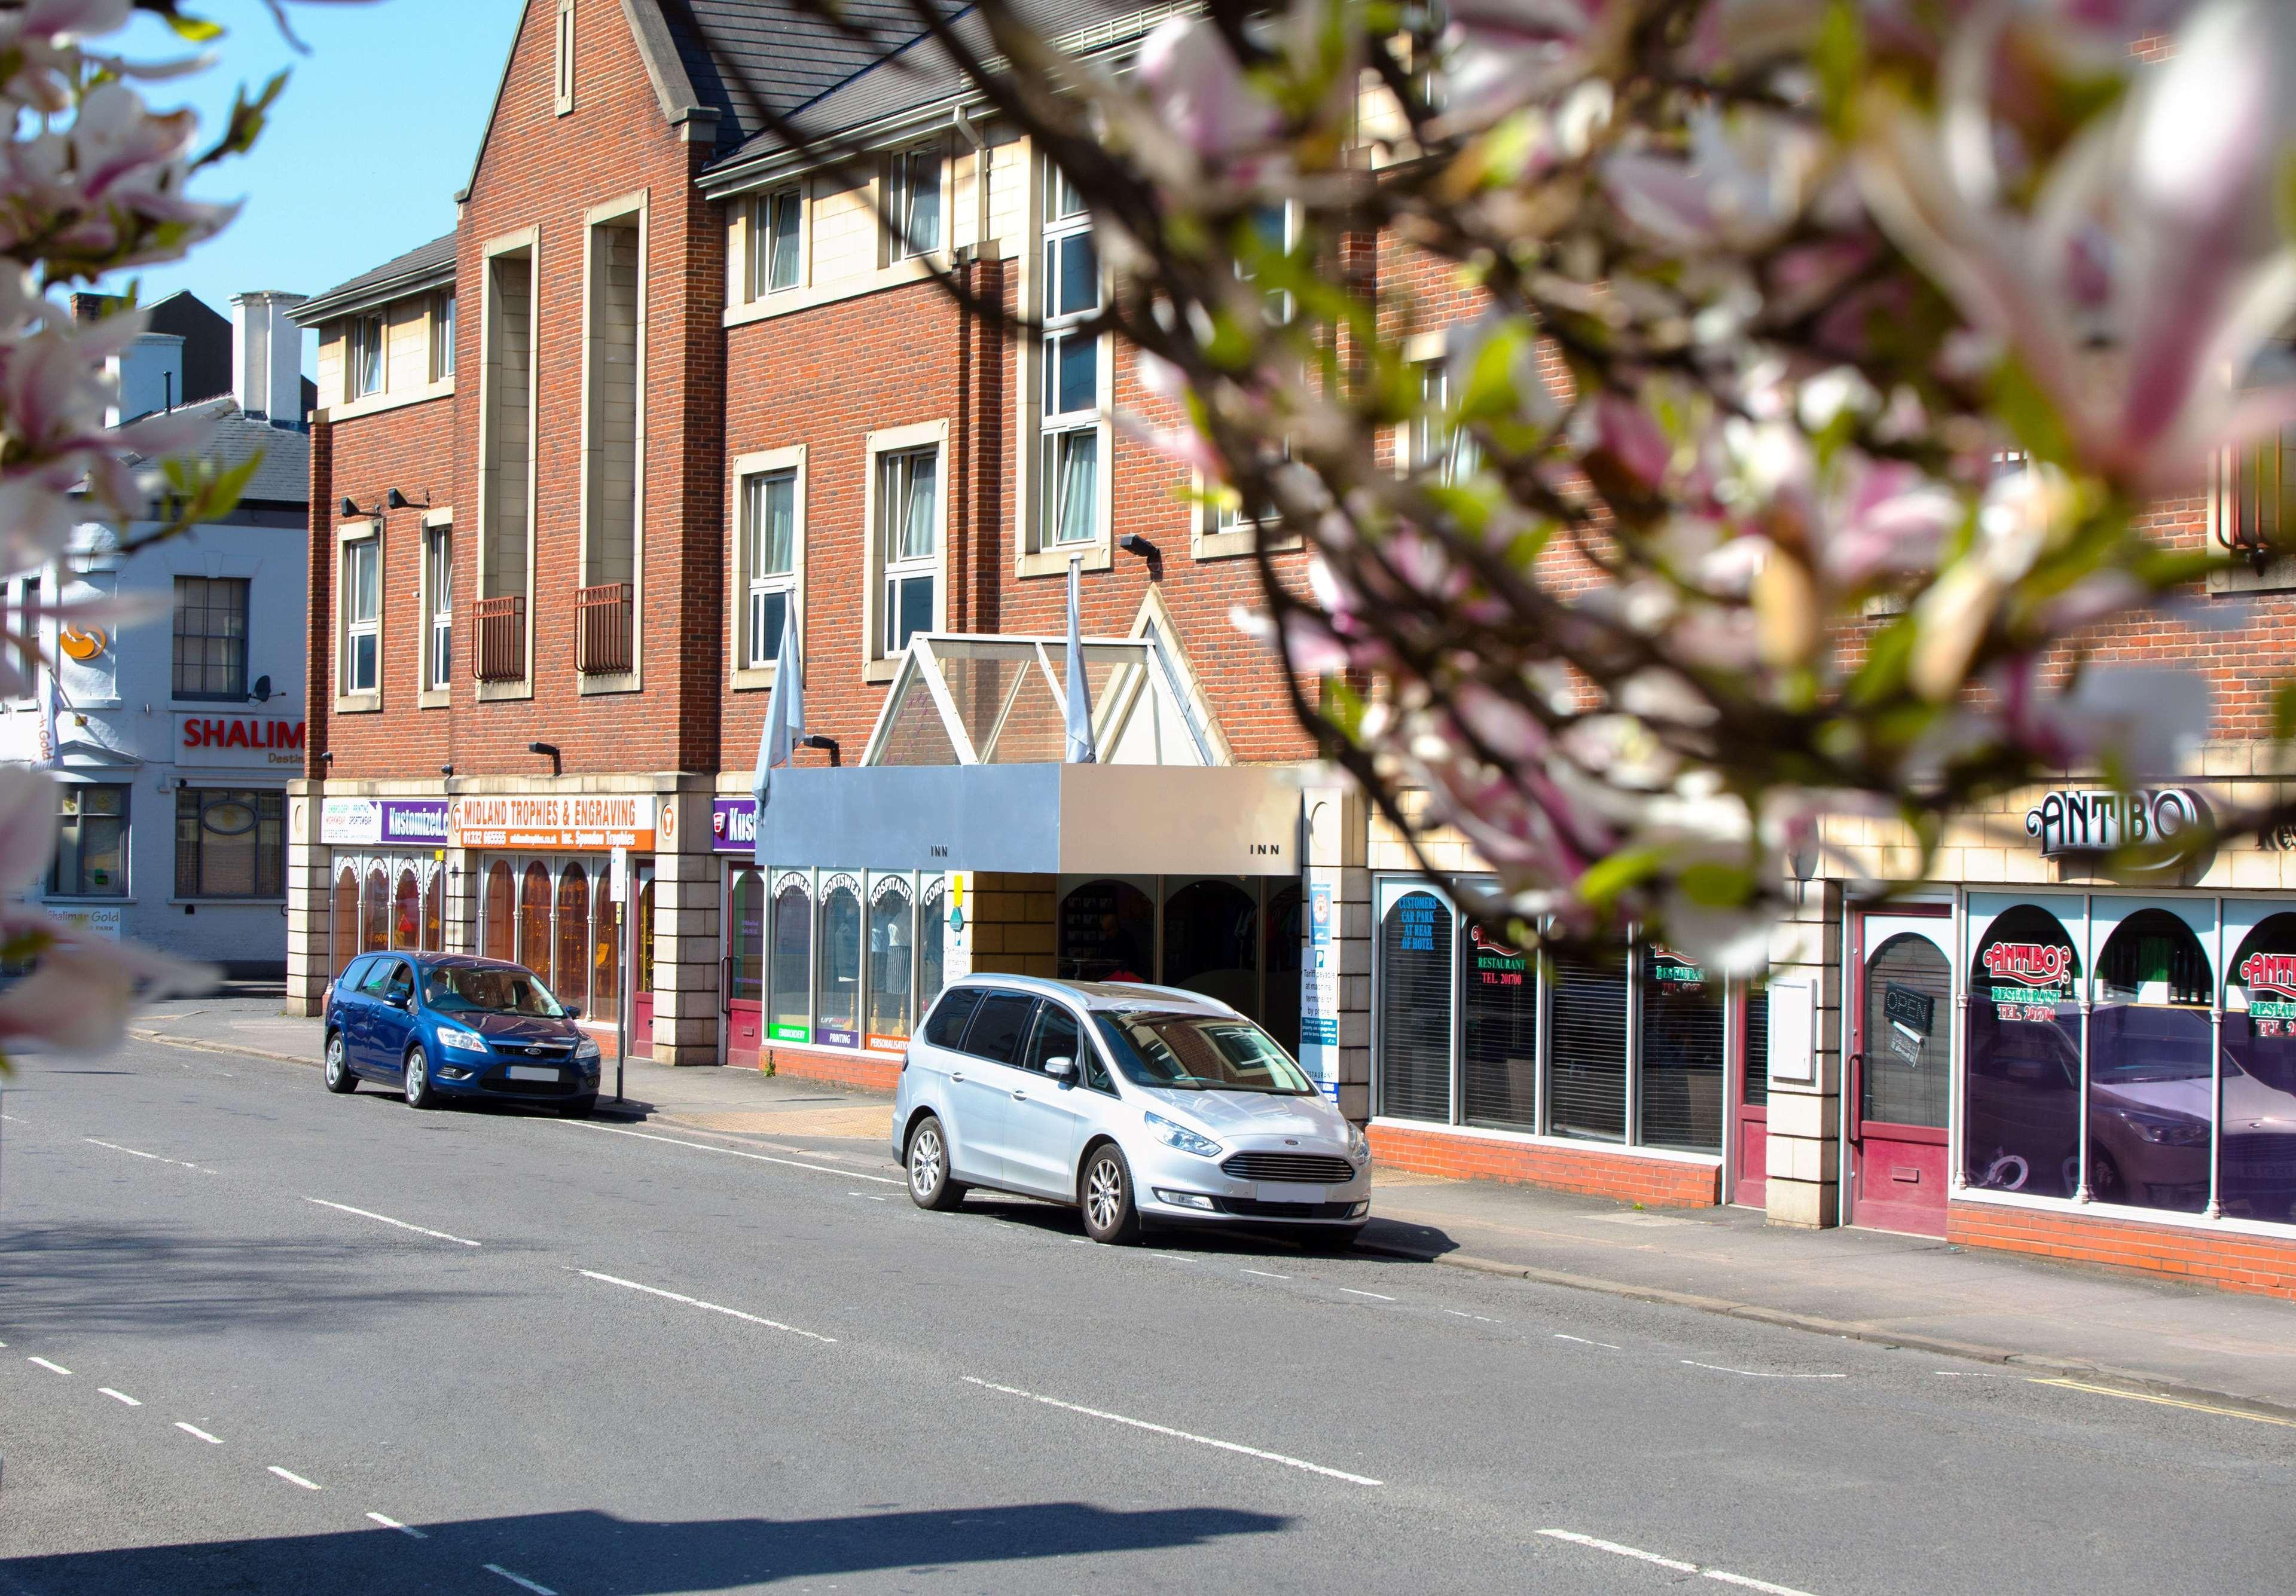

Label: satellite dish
[251,674,273,702]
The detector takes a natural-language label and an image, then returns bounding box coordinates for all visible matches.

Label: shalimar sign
[1983,940,2074,1022]
[2023,787,2207,858]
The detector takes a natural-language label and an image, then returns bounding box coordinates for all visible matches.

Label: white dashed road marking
[1681,1360,1845,1380]
[486,1564,559,1595]
[1241,1268,1290,1280]
[175,1422,223,1444]
[84,1138,211,1173]
[1340,1288,1395,1301]
[575,1270,836,1344]
[1554,1334,1622,1350]
[1538,1528,1819,1595]
[367,1512,427,1538]
[304,1198,480,1247]
[99,1387,140,1406]
[268,1466,321,1491]
[27,1356,69,1376]
[961,1375,1383,1487]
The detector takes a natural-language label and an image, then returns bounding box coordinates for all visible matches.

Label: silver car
[892,976,1372,1245]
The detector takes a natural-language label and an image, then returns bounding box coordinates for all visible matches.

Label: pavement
[122,992,2296,1419]
[5,1006,2295,1594]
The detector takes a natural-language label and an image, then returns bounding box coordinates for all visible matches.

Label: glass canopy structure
[862,632,1216,767]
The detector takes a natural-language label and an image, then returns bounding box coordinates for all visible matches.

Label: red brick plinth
[1367,1121,1721,1208]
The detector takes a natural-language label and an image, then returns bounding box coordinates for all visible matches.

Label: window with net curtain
[744,469,796,668]
[172,576,246,699]
[878,447,937,656]
[1042,165,1101,548]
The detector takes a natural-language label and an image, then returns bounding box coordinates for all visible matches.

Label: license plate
[507,1065,560,1082]
[1256,1181,1324,1203]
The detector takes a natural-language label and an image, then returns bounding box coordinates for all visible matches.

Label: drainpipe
[953,105,990,256]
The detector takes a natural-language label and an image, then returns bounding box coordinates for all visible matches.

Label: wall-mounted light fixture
[338,494,381,521]
[1119,534,1156,558]
[386,488,433,511]
[527,741,561,776]
[439,764,454,778]
[801,733,840,768]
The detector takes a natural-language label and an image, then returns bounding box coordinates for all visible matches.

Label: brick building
[290,0,2296,1297]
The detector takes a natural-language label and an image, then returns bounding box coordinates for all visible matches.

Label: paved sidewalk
[128,993,2296,1417]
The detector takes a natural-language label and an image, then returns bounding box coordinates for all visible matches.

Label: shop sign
[818,1024,859,1050]
[710,797,758,855]
[1981,939,2074,1020]
[1297,877,1341,1097]
[175,714,306,769]
[2238,951,2296,1029]
[54,904,121,941]
[769,1022,810,1044]
[2023,787,2206,858]
[319,797,450,846]
[449,794,654,852]
[1648,946,1705,994]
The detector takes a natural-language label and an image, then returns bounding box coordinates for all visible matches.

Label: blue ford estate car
[322,953,602,1115]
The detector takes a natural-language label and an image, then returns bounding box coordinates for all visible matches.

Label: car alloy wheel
[906,1115,965,1211]
[1080,1146,1140,1244]
[404,1045,433,1110]
[323,1033,356,1094]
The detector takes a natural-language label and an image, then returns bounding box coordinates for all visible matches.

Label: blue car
[322,953,603,1116]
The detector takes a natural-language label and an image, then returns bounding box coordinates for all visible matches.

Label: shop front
[1366,875,1765,1207]
[319,796,451,976]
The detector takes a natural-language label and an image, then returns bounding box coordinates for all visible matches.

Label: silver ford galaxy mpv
[893,976,1371,1245]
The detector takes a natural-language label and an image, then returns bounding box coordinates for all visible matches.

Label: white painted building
[0,292,312,976]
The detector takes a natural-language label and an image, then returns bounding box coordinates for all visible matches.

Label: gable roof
[696,0,1168,190]
[124,395,312,508]
[293,233,457,326]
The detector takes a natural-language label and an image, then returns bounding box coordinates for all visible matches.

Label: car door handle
[951,1071,965,1083]
[1012,1089,1028,1101]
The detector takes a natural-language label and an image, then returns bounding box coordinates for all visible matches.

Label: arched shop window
[2222,913,2296,1222]
[866,876,914,1047]
[918,878,947,1014]
[423,870,442,952]
[1864,932,1952,1127]
[557,864,590,1017]
[362,867,387,953]
[1550,944,1628,1141]
[1377,890,1453,1121]
[519,863,552,982]
[393,869,420,950]
[817,874,862,1047]
[1261,883,1303,1054]
[768,873,811,1042]
[1965,904,2082,1198]
[331,866,358,975]
[1164,879,1256,1013]
[2088,907,2212,1215]
[1058,879,1153,982]
[1641,945,1723,1152]
[484,863,514,962]
[590,874,618,1026]
[730,870,765,1005]
[1463,922,1537,1133]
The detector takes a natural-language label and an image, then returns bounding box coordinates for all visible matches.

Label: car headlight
[1345,1121,1372,1164]
[574,1038,603,1065]
[1144,1111,1223,1159]
[435,1026,488,1054]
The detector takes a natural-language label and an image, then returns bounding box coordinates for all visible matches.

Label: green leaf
[2273,681,2296,742]
[167,13,226,42]
[1576,847,1663,910]
[1678,861,1755,909]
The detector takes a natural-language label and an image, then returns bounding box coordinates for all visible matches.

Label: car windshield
[422,964,565,1018]
[1092,1010,1317,1094]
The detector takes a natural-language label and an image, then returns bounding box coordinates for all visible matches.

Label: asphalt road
[2,1037,2293,1595]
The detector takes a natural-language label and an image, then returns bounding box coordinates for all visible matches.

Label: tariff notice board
[1297,877,1341,1100]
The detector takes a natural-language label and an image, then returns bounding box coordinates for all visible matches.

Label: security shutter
[1378,891,1454,1121]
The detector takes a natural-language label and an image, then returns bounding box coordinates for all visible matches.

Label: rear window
[923,987,982,1047]
[961,993,1037,1065]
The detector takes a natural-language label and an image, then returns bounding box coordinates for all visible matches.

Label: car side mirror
[564,1005,582,1022]
[1047,1057,1079,1086]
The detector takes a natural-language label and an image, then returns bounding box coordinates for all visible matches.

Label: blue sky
[97,0,526,369]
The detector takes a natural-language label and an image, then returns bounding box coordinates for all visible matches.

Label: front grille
[1212,1198,1360,1219]
[1219,1152,1356,1184]
[479,1066,580,1097]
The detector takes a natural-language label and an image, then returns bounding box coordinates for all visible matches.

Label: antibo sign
[1983,940,2074,1021]
[2240,952,2296,1031]
[2023,787,2206,857]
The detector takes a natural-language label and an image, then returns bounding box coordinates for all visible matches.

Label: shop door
[630,869,655,1057]
[1731,985,1769,1209]
[1848,910,1954,1236]
[725,867,765,1068]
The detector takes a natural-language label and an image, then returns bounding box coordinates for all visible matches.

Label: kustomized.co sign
[449,794,654,852]
[320,797,449,846]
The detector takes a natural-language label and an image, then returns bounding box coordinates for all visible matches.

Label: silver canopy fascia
[749,763,1301,876]
[860,632,1214,768]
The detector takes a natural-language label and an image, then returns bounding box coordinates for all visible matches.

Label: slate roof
[664,0,952,149]
[294,233,457,326]
[126,396,311,507]
[692,0,1163,181]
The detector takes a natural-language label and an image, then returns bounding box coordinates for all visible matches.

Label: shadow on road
[961,1192,1461,1264]
[0,1223,509,1338]
[1,1502,1291,1594]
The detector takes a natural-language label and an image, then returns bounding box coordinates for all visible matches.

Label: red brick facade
[1949,1201,2296,1302]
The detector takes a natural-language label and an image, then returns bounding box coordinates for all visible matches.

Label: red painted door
[630,869,655,1057]
[1849,910,1955,1236]
[1732,981,1770,1207]
[725,867,765,1068]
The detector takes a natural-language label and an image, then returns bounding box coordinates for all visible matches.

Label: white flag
[1064,554,1096,764]
[752,613,805,860]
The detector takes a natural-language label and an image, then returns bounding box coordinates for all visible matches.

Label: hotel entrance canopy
[746,632,1300,876]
